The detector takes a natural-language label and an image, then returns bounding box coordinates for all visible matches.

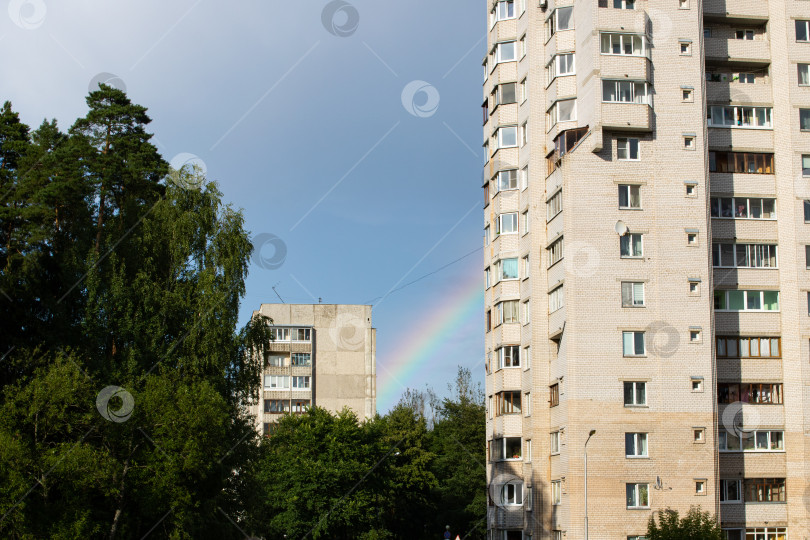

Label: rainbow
[376,269,484,412]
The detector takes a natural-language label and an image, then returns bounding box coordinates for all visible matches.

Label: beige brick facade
[249,304,376,433]
[483,0,810,537]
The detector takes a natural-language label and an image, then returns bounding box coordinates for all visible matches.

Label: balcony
[595,8,648,35]
[601,102,652,131]
[703,0,769,23]
[600,55,650,81]
[706,81,772,104]
[705,38,770,66]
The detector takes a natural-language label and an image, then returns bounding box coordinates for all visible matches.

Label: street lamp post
[584,429,596,540]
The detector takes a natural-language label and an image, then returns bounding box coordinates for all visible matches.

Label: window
[803,154,810,177]
[292,399,310,413]
[720,479,742,503]
[264,399,290,413]
[694,428,705,442]
[484,225,490,246]
[497,126,518,149]
[626,483,650,508]
[682,88,693,102]
[547,6,573,38]
[263,422,277,436]
[694,480,705,495]
[522,299,530,324]
[500,482,524,506]
[806,200,810,222]
[624,381,646,406]
[684,136,695,149]
[797,20,810,42]
[548,99,577,127]
[692,378,703,392]
[292,353,311,366]
[520,35,526,58]
[600,33,648,56]
[714,290,780,312]
[603,81,651,104]
[483,181,490,204]
[623,331,645,356]
[617,138,640,160]
[548,190,562,219]
[292,376,311,389]
[686,182,697,196]
[690,329,701,342]
[496,213,518,235]
[522,255,530,279]
[265,375,290,389]
[680,41,692,55]
[620,233,643,258]
[710,197,776,219]
[712,243,777,268]
[626,433,648,457]
[496,391,522,414]
[293,328,311,341]
[709,151,774,174]
[550,431,560,454]
[619,184,641,208]
[549,286,564,313]
[495,41,517,63]
[744,478,786,502]
[704,27,712,38]
[520,165,528,189]
[549,383,559,407]
[548,237,564,266]
[734,72,755,83]
[493,0,516,22]
[553,53,576,76]
[519,79,528,102]
[725,528,787,540]
[800,110,810,132]
[520,123,528,147]
[498,345,520,368]
[551,480,562,505]
[483,141,489,163]
[719,429,784,452]
[679,0,689,8]
[524,345,531,370]
[495,83,517,106]
[498,301,519,325]
[270,327,290,341]
[800,63,810,86]
[708,106,772,128]
[621,282,645,307]
[735,29,755,40]
[525,439,532,461]
[498,258,519,280]
[718,383,783,404]
[491,437,522,460]
[486,309,491,332]
[266,354,285,367]
[598,0,635,9]
[807,245,810,268]
[524,392,531,415]
[497,169,518,192]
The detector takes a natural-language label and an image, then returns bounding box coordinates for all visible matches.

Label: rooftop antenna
[272,283,285,304]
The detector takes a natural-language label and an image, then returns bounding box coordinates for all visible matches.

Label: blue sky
[1,0,486,412]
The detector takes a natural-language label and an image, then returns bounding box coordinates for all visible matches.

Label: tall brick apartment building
[482,0,810,537]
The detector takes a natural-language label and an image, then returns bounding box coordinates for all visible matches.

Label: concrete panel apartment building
[248,304,376,434]
[482,0,810,538]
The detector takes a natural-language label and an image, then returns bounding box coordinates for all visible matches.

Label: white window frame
[264,375,290,390]
[550,431,560,454]
[497,169,518,191]
[549,285,564,313]
[522,255,530,279]
[620,233,643,258]
[621,282,645,307]
[495,41,518,64]
[623,331,646,356]
[799,63,810,86]
[498,344,521,367]
[520,121,528,146]
[714,289,780,312]
[547,190,562,220]
[719,429,785,452]
[523,299,531,324]
[624,381,647,406]
[498,257,519,280]
[497,126,518,149]
[708,105,773,129]
[625,432,649,457]
[493,0,516,22]
[618,184,641,208]
[497,301,520,325]
[548,237,564,266]
[548,99,577,128]
[626,483,650,508]
[712,243,778,268]
[710,197,776,220]
[797,19,810,42]
[600,32,648,57]
[496,212,519,235]
[292,375,311,390]
[500,482,524,506]
[551,480,562,505]
[602,80,651,105]
[617,138,640,160]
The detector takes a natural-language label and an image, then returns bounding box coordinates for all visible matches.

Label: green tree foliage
[647,506,723,540]
[0,89,272,538]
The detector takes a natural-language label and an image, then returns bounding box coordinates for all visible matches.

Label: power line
[363,245,483,304]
